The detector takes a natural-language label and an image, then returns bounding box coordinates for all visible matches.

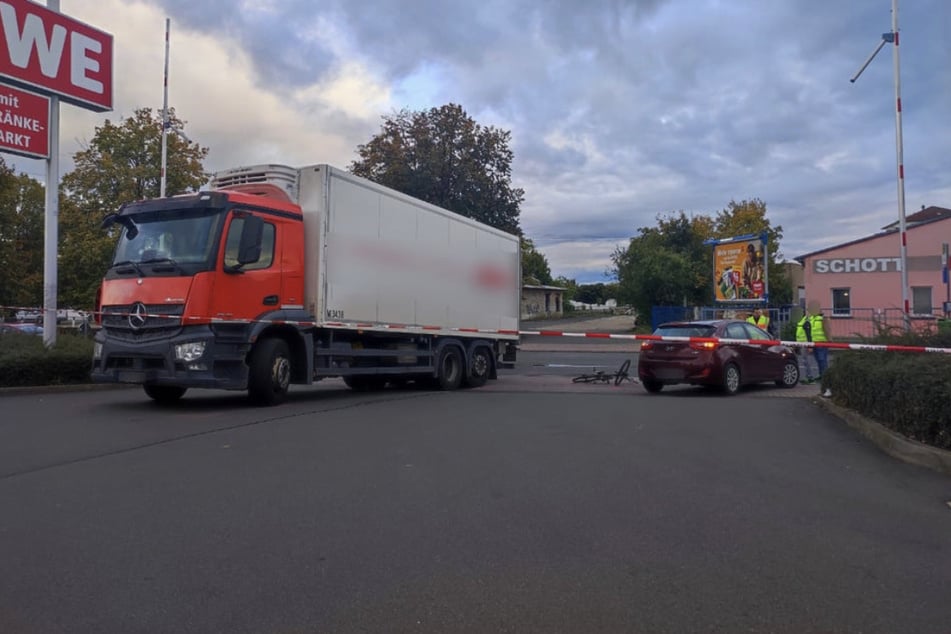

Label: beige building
[521,284,566,320]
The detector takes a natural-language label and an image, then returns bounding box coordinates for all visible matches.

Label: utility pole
[850,0,910,331]
[42,0,61,348]
[160,18,170,198]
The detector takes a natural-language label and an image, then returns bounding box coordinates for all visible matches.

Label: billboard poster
[712,234,768,302]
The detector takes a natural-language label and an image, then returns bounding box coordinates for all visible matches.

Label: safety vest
[795,315,810,342]
[810,314,827,342]
[747,315,770,330]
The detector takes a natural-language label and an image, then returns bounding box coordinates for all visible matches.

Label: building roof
[522,284,568,291]
[795,206,951,263]
[881,205,951,230]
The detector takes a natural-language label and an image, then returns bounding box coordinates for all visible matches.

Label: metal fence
[822,308,949,340]
[650,305,950,340]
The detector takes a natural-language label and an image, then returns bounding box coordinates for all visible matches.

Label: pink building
[796,206,951,338]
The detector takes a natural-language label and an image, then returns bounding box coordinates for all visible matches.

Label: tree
[57,107,208,308]
[350,103,524,235]
[0,158,44,315]
[552,276,578,302]
[521,237,552,285]
[575,283,610,305]
[613,237,697,319]
[612,211,712,318]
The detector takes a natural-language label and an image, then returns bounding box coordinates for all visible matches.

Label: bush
[823,332,951,450]
[0,332,93,387]
[780,319,798,342]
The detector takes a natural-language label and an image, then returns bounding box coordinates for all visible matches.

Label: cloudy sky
[6,0,951,283]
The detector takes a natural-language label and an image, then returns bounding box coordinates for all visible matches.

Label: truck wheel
[249,338,291,405]
[144,384,187,404]
[465,347,491,388]
[436,346,464,390]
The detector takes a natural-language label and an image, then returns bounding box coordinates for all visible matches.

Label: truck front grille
[101,303,185,341]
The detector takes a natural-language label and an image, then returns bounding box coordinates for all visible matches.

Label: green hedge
[0,332,94,387]
[822,333,951,450]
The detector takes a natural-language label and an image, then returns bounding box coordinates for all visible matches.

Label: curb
[0,383,133,397]
[812,396,951,477]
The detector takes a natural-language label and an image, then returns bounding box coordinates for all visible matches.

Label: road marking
[542,364,614,368]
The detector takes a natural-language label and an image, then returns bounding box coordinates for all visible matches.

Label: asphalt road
[1,346,950,633]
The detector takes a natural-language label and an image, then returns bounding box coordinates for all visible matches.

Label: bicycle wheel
[613,359,632,386]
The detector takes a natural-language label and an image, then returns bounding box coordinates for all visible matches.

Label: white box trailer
[290,164,522,335]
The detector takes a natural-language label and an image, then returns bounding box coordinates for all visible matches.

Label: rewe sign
[0,0,112,112]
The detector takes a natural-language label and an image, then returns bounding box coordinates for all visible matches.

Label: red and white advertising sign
[0,83,48,158]
[0,0,113,112]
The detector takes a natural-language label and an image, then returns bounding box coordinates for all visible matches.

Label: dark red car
[637,319,799,395]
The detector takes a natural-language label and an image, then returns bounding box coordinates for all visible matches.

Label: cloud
[3,0,949,285]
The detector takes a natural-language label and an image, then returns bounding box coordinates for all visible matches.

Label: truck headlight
[93,342,103,360]
[174,341,206,362]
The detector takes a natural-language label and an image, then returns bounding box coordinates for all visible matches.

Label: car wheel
[248,338,291,405]
[642,379,663,394]
[143,384,186,404]
[722,363,741,395]
[776,360,799,388]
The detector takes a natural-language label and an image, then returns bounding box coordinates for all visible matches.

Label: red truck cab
[92,186,306,402]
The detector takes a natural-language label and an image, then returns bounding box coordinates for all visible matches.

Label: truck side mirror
[237,215,264,265]
[101,213,138,239]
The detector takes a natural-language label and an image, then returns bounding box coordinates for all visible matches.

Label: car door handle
[263,295,279,306]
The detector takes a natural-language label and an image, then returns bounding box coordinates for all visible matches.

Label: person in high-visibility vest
[810,309,830,377]
[795,309,819,384]
[746,307,770,332]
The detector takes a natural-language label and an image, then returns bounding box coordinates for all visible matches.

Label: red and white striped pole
[890,0,911,330]
[850,0,910,331]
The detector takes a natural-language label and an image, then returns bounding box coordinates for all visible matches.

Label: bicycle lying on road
[572,360,638,386]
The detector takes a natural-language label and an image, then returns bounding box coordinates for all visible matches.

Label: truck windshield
[112,208,224,272]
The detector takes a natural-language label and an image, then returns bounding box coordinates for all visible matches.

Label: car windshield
[653,325,717,337]
[112,208,224,268]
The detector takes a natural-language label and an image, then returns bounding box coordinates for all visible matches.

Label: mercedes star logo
[128,302,148,330]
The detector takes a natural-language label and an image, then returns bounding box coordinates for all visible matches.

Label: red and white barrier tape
[4,305,950,354]
[520,329,951,354]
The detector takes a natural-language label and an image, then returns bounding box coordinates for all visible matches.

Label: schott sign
[814,257,902,274]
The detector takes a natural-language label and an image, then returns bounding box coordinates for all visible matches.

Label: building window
[912,286,933,316]
[831,288,851,316]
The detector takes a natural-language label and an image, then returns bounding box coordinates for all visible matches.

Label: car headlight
[93,342,103,360]
[174,341,206,362]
